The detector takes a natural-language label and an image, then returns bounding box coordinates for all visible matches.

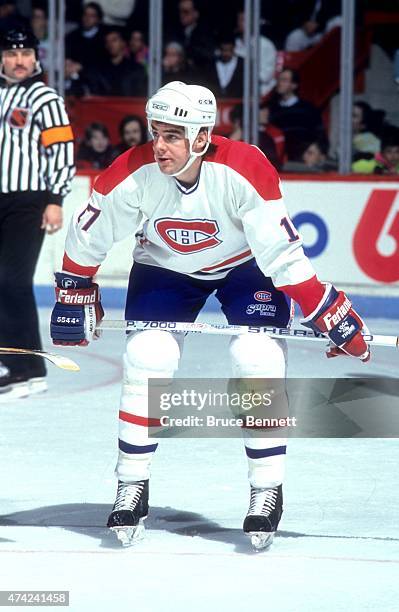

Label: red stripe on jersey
[94,142,156,196]
[62,253,99,277]
[119,410,161,428]
[201,248,252,272]
[207,136,282,202]
[278,275,325,317]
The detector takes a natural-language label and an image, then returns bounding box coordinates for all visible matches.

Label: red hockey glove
[50,272,104,346]
[301,283,370,362]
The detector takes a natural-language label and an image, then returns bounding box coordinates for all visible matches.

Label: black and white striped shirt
[0,77,75,203]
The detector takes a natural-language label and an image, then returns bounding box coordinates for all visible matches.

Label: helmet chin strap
[171,126,211,178]
[171,141,210,178]
[0,61,42,84]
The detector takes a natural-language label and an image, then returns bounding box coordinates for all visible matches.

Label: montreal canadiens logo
[254,290,272,302]
[155,218,222,254]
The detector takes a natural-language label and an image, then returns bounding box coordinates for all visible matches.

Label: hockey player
[50,81,370,549]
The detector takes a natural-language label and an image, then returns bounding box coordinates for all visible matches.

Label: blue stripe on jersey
[118,439,158,454]
[245,445,287,459]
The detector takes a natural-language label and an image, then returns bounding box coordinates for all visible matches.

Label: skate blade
[247,532,275,551]
[0,382,30,401]
[110,519,146,547]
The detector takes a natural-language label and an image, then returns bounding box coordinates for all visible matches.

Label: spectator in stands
[83,0,136,27]
[261,1,300,49]
[77,122,115,170]
[113,114,147,157]
[352,101,383,159]
[162,41,195,85]
[65,2,107,69]
[234,9,277,96]
[352,128,399,175]
[259,100,286,168]
[129,29,148,69]
[228,103,246,142]
[206,34,243,98]
[172,0,215,70]
[64,58,91,97]
[284,18,322,52]
[88,27,147,96]
[65,1,84,31]
[283,139,337,173]
[268,68,327,160]
[284,0,341,52]
[0,0,28,33]
[228,103,281,170]
[30,6,50,72]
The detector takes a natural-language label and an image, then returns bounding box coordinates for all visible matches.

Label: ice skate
[107,479,149,547]
[0,363,48,402]
[0,366,29,401]
[243,484,283,550]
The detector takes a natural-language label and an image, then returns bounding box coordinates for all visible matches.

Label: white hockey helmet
[146,81,217,176]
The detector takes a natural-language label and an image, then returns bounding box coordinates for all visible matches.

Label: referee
[0,28,75,400]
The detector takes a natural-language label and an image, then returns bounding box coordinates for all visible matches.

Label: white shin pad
[116,330,182,482]
[229,334,288,488]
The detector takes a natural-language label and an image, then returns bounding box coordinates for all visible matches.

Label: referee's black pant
[0,191,47,379]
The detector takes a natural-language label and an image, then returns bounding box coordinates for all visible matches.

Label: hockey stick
[96,320,399,348]
[0,347,80,371]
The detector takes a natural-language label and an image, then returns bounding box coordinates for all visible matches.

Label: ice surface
[1,307,398,611]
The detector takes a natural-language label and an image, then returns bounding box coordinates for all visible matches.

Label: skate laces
[248,486,278,516]
[114,480,145,512]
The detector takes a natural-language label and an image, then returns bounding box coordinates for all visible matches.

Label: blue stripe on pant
[118,439,159,454]
[245,445,287,459]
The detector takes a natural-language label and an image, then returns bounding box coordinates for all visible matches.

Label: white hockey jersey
[64,135,316,289]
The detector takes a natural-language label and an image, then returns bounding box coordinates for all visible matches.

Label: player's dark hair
[205,143,218,156]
